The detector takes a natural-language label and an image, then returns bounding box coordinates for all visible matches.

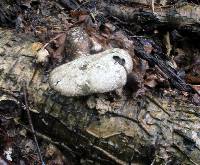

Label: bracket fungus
[49,48,133,96]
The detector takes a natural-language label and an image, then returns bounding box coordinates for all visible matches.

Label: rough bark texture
[0,0,20,26]
[104,1,200,35]
[0,28,200,165]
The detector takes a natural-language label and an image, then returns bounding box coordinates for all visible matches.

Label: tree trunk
[0,28,200,165]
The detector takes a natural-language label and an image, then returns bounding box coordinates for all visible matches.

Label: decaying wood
[22,82,45,165]
[0,0,20,26]
[104,1,200,35]
[0,28,200,164]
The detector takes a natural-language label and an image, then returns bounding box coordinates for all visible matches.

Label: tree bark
[0,0,20,26]
[0,28,200,165]
[104,1,200,35]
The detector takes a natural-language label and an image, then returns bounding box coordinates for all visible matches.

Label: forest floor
[0,0,200,164]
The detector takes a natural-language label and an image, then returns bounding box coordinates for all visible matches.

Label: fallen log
[0,28,200,164]
[104,1,200,35]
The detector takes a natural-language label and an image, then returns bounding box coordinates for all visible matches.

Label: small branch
[19,123,76,158]
[172,143,199,165]
[42,33,65,49]
[0,87,20,99]
[22,81,45,165]
[173,129,200,151]
[145,94,171,116]
[106,111,153,137]
[93,145,127,165]
[151,0,155,14]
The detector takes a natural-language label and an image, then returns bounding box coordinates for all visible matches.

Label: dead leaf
[31,42,43,52]
[144,42,153,54]
[163,31,172,56]
[70,10,88,18]
[192,85,200,93]
[45,144,68,165]
[144,74,158,88]
[110,31,133,50]
[90,37,103,54]
[192,93,200,105]
[51,33,66,63]
[60,0,80,10]
[186,75,200,84]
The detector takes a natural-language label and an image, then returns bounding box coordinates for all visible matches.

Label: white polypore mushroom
[49,48,133,96]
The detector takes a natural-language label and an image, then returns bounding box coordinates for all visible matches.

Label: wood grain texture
[0,27,200,164]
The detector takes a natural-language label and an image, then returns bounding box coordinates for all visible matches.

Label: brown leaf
[144,74,158,88]
[45,144,69,165]
[186,75,200,84]
[51,33,66,63]
[110,31,133,50]
[192,93,200,105]
[192,85,200,93]
[31,42,43,52]
[143,42,153,54]
[90,37,103,54]
[70,10,88,18]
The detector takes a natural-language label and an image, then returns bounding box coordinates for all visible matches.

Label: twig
[29,66,39,86]
[150,158,156,165]
[19,123,76,158]
[0,87,19,99]
[22,81,45,165]
[172,143,199,165]
[145,94,171,116]
[42,33,65,50]
[0,114,13,120]
[173,129,200,151]
[106,111,152,137]
[93,145,127,165]
[151,0,155,13]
